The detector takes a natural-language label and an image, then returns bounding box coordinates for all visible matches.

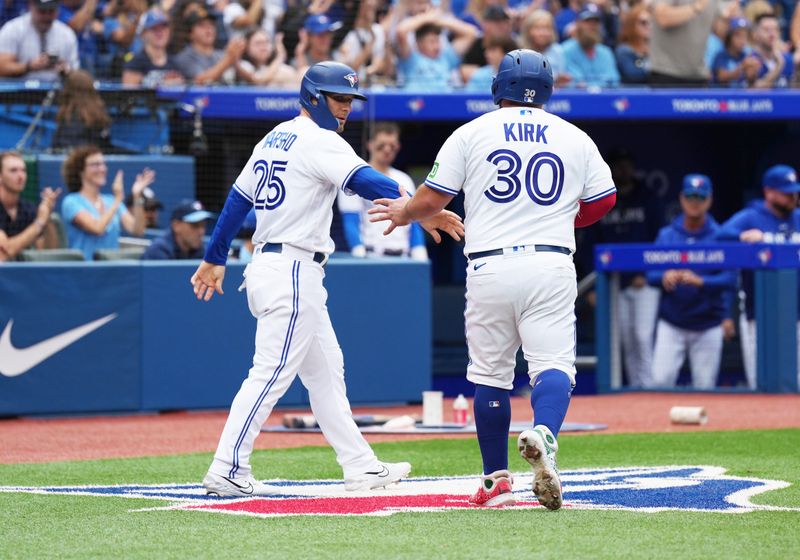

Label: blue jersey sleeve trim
[232,183,253,203]
[423,180,459,196]
[581,187,617,203]
[344,166,401,201]
[341,164,369,192]
[203,188,253,265]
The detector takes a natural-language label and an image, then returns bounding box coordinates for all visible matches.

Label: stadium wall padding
[0,260,431,415]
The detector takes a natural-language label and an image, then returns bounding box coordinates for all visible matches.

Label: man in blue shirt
[395,8,477,92]
[717,164,800,389]
[646,174,736,389]
[561,4,620,88]
[142,200,215,260]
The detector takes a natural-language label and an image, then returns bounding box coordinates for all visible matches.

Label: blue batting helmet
[300,61,367,131]
[491,49,554,106]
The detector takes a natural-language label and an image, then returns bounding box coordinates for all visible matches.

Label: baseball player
[370,49,616,510]
[190,61,463,497]
[646,175,736,389]
[337,122,428,260]
[717,164,800,389]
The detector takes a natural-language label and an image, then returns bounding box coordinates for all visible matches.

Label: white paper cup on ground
[670,406,708,425]
[422,391,443,426]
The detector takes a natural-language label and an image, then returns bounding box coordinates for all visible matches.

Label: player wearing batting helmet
[370,49,616,510]
[190,61,463,497]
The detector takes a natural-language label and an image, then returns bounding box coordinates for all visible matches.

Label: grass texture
[0,429,798,560]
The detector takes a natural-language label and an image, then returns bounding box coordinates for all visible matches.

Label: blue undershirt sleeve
[344,166,400,201]
[409,222,425,248]
[341,212,363,250]
[203,188,253,265]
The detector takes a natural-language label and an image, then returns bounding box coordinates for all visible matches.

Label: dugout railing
[595,242,800,394]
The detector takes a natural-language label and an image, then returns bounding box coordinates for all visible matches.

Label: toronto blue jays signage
[1,467,796,516]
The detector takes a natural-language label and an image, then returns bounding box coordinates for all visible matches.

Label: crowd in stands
[0,0,797,89]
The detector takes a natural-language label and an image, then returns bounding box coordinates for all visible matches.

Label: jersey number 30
[484,149,563,206]
[253,159,287,210]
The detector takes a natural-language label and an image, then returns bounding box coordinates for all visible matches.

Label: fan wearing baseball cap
[645,174,736,390]
[718,164,800,389]
[292,14,343,69]
[0,0,80,81]
[141,200,216,260]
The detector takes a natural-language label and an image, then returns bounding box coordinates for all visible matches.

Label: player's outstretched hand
[368,194,413,236]
[191,261,226,302]
[419,210,464,244]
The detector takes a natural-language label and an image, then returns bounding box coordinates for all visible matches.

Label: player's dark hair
[415,23,441,41]
[371,122,400,139]
[485,36,520,55]
[754,13,777,27]
[0,150,24,173]
[62,145,103,192]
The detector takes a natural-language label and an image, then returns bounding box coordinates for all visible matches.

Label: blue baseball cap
[140,8,169,33]
[682,174,713,198]
[171,200,216,223]
[578,4,602,21]
[304,14,342,34]
[729,17,749,31]
[762,164,800,193]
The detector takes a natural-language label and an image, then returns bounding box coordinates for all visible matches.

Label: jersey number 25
[484,149,564,206]
[253,159,288,210]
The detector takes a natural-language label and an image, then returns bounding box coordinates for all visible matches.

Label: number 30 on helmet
[299,61,367,131]
[491,49,554,106]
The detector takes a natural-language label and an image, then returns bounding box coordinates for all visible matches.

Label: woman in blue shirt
[615,4,651,84]
[60,146,154,259]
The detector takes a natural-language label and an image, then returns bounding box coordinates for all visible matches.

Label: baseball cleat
[469,469,516,508]
[518,426,563,510]
[344,461,412,491]
[202,472,281,497]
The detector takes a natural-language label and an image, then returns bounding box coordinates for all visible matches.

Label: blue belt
[262,242,326,264]
[467,245,572,260]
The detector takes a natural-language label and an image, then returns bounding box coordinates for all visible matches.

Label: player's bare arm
[191,261,226,302]
[369,185,463,242]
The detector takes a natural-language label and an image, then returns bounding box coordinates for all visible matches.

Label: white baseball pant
[208,248,379,480]
[650,320,723,389]
[465,251,577,390]
[739,318,800,390]
[617,284,660,387]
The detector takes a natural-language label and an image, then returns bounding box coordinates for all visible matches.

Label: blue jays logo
[344,73,358,87]
[1,466,796,517]
[614,97,630,113]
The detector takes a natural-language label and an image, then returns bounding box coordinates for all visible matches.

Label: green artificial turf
[0,429,798,560]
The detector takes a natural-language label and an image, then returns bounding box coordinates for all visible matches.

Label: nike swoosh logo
[0,314,117,377]
[223,476,254,494]
[473,263,487,271]
[364,465,390,478]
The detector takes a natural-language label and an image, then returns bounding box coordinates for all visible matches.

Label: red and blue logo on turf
[2,466,797,516]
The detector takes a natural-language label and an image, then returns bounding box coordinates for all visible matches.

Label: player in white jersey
[189,61,464,497]
[370,50,616,510]
[337,122,428,260]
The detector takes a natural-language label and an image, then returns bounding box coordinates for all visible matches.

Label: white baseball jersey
[232,116,369,255]
[337,167,416,253]
[424,107,615,254]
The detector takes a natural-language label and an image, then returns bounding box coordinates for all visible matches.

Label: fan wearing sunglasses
[337,121,428,260]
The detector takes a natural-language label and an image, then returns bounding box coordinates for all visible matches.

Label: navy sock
[531,369,573,438]
[473,384,511,475]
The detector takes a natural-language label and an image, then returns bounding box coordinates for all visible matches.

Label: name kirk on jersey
[503,122,548,144]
